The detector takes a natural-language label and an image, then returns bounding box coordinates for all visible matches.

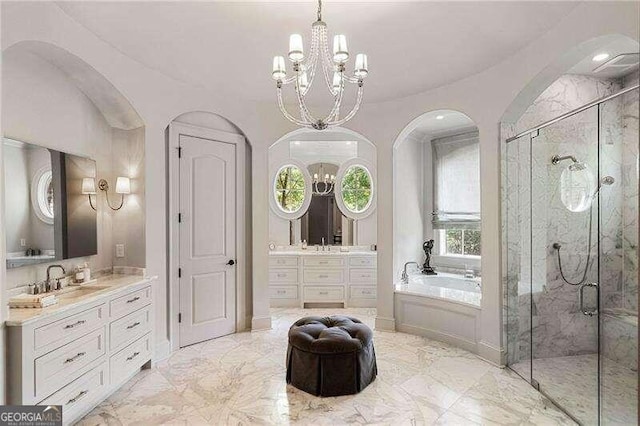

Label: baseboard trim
[154,339,171,364]
[477,340,505,366]
[251,315,272,331]
[397,323,478,354]
[375,316,396,332]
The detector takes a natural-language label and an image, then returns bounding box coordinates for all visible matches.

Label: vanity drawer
[303,257,345,268]
[34,304,106,351]
[35,328,105,400]
[303,269,345,284]
[39,362,107,422]
[349,256,377,268]
[350,286,377,299]
[304,286,344,301]
[270,286,298,299]
[110,306,152,352]
[269,256,298,267]
[110,333,152,386]
[349,268,377,283]
[269,268,298,283]
[110,286,152,320]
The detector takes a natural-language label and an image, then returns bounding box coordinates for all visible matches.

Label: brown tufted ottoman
[286,315,377,397]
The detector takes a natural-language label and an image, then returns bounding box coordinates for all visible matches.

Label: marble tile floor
[78,308,575,425]
[519,355,637,426]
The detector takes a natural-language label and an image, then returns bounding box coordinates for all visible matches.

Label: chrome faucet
[46,264,66,292]
[401,262,420,284]
[321,237,326,251]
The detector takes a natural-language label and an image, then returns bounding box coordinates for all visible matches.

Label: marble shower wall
[505,74,639,363]
[621,71,639,313]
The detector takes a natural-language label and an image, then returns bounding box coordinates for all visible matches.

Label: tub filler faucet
[401,262,421,284]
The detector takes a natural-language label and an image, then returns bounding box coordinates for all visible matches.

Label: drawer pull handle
[64,320,86,329]
[319,291,329,295]
[319,261,328,264]
[318,275,328,278]
[64,352,86,364]
[277,290,286,294]
[361,274,370,278]
[277,260,285,264]
[362,290,372,295]
[277,274,286,278]
[126,296,141,304]
[127,321,141,330]
[126,351,141,361]
[67,390,88,405]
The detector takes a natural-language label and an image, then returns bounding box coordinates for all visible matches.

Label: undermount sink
[57,286,109,300]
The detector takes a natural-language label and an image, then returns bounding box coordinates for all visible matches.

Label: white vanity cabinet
[6,276,155,425]
[269,252,377,308]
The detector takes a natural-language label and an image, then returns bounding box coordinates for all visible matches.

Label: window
[274,165,306,213]
[432,131,481,258]
[32,168,54,225]
[340,165,372,213]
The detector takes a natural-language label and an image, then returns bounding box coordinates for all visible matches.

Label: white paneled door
[179,134,236,347]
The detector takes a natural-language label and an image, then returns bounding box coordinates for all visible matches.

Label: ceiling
[56,1,579,104]
[568,37,639,79]
[411,110,477,140]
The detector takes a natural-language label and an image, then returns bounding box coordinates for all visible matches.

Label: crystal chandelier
[271,0,369,130]
[312,164,336,195]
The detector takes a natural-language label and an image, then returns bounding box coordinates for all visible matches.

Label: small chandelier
[313,164,336,195]
[271,0,369,130]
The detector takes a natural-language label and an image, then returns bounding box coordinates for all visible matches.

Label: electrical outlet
[115,244,125,258]
[20,238,26,247]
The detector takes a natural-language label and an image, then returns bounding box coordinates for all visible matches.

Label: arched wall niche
[268,127,377,248]
[5,40,144,130]
[2,40,147,287]
[392,109,480,281]
[500,33,639,387]
[165,110,253,348]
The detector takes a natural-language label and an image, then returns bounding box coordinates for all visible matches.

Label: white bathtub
[394,273,482,307]
[394,273,487,359]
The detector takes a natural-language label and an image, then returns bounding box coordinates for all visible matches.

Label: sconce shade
[82,178,97,194]
[115,177,131,194]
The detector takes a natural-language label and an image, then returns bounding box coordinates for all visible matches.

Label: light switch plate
[20,238,26,247]
[116,244,125,258]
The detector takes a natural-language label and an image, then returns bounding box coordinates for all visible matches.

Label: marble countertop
[6,273,157,326]
[270,249,377,256]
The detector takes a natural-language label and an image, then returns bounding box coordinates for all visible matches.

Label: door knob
[227,260,235,266]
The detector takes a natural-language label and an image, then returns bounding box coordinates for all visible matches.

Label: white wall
[393,131,424,279]
[2,48,114,288]
[0,1,637,379]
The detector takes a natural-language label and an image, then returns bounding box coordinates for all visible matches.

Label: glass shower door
[598,91,638,425]
[530,105,600,425]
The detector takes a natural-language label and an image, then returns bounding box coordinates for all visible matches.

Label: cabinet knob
[227,260,235,266]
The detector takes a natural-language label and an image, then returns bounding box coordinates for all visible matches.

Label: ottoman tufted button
[286,315,377,397]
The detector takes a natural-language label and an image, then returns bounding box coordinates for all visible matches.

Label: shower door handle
[579,282,599,316]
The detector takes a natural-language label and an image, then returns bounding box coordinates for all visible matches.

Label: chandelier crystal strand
[271,0,368,130]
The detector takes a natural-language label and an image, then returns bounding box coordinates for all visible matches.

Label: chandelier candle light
[271,0,369,130]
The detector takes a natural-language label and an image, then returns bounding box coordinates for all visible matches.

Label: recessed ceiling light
[346,141,352,145]
[294,141,301,145]
[592,53,610,62]
[436,115,444,120]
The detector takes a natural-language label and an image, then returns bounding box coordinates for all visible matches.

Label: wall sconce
[98,177,131,211]
[81,178,97,211]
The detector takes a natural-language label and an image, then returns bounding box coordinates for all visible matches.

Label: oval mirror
[559,163,595,213]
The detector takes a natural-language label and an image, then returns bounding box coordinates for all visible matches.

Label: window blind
[432,131,480,230]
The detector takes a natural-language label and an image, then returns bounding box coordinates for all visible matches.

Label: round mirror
[335,159,376,219]
[270,161,312,220]
[559,163,595,212]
